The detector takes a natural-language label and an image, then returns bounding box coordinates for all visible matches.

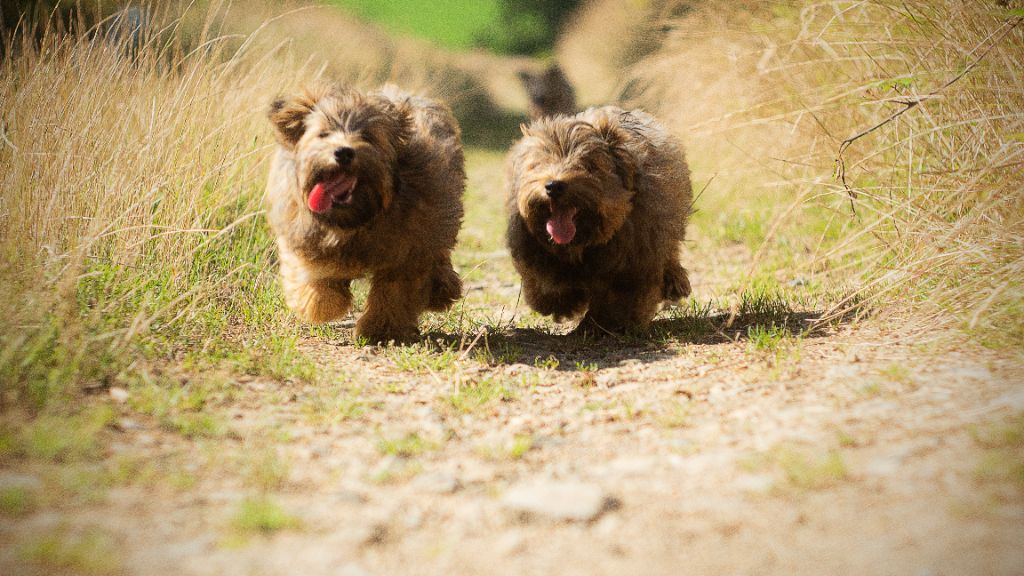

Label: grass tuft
[232,496,300,534]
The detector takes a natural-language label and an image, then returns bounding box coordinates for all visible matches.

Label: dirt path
[3,147,1023,575]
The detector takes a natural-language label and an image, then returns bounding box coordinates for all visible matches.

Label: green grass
[245,447,291,492]
[301,387,374,425]
[377,433,437,458]
[388,342,461,373]
[445,377,517,414]
[231,496,300,534]
[16,406,115,463]
[0,486,37,517]
[971,413,1024,489]
[19,528,124,576]
[126,373,230,439]
[327,0,501,50]
[744,444,850,491]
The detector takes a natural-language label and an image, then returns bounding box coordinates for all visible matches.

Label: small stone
[108,387,130,403]
[501,480,615,522]
[115,418,142,431]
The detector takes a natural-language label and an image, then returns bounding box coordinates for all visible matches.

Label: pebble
[108,387,130,403]
[501,480,615,522]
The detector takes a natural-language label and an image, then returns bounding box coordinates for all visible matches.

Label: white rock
[108,387,130,403]
[501,480,614,522]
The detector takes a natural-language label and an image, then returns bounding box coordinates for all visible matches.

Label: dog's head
[509,111,639,250]
[269,86,412,229]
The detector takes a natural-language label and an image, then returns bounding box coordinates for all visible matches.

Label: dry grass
[0,0,511,414]
[613,0,1024,344]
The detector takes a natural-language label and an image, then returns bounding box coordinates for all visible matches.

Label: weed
[533,355,560,370]
[389,343,459,373]
[245,447,290,492]
[574,360,598,372]
[20,406,115,463]
[445,377,517,414]
[745,445,849,491]
[232,496,300,534]
[971,413,1024,489]
[19,528,123,576]
[747,324,791,354]
[302,388,373,425]
[0,486,37,517]
[509,434,534,459]
[377,433,437,458]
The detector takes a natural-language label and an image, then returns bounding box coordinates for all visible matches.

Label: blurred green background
[327,0,582,54]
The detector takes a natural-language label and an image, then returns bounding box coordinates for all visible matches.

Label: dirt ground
[2,37,1023,576]
[3,157,1023,574]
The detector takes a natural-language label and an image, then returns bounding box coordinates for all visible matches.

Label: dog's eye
[361,131,375,145]
[318,131,330,138]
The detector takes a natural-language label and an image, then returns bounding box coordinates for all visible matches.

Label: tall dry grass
[611,0,1023,343]
[0,0,513,413]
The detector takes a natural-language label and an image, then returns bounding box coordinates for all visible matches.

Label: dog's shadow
[424,308,836,371]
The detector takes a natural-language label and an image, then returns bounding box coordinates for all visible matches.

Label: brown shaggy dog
[518,64,576,120]
[266,84,464,343]
[505,106,692,335]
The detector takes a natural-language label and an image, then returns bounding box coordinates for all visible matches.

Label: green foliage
[328,0,501,50]
[475,0,583,55]
[328,0,580,55]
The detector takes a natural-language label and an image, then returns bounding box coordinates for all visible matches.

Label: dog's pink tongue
[308,175,357,214]
[308,183,332,214]
[546,207,577,245]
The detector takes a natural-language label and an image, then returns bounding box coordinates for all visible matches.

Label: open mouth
[545,205,578,245]
[307,173,358,214]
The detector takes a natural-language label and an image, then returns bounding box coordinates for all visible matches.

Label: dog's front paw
[354,316,419,345]
[663,263,691,301]
[285,279,352,324]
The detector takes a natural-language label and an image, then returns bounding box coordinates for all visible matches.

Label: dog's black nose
[334,147,355,165]
[544,180,567,199]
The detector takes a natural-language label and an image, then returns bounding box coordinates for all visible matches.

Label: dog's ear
[595,115,639,191]
[367,95,413,152]
[268,91,319,147]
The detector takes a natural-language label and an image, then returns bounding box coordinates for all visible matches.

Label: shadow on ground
[425,309,833,370]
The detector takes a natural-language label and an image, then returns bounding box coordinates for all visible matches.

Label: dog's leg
[576,278,661,335]
[522,275,588,322]
[356,270,430,344]
[426,257,463,312]
[663,260,692,301]
[279,247,352,323]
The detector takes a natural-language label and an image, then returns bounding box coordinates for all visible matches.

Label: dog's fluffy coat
[505,106,692,334]
[266,85,464,343]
